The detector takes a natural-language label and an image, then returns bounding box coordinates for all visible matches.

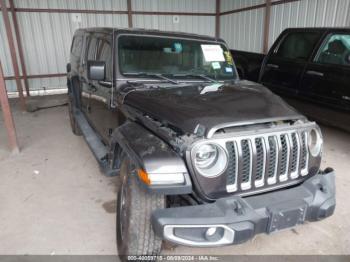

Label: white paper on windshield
[200,83,223,95]
[201,45,225,62]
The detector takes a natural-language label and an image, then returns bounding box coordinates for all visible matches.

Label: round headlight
[193,143,228,178]
[308,128,323,157]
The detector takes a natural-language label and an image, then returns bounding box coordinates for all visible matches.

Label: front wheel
[117,159,165,258]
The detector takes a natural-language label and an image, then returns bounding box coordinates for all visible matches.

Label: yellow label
[224,51,233,65]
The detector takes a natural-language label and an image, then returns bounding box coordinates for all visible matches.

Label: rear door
[69,33,84,106]
[300,30,350,110]
[260,30,322,95]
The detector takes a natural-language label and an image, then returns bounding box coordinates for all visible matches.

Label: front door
[260,31,322,96]
[300,31,350,110]
[88,35,119,143]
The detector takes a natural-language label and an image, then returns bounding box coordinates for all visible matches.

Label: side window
[274,32,320,61]
[315,33,350,66]
[71,36,83,57]
[96,40,112,81]
[87,37,98,61]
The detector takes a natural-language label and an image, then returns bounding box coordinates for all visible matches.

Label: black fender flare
[111,121,192,195]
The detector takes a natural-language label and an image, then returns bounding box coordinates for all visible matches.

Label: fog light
[205,227,217,237]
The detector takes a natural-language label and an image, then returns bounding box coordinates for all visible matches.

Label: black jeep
[67,28,336,257]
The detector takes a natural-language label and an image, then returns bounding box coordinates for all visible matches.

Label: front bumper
[152,169,336,247]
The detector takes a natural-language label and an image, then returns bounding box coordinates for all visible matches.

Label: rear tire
[68,96,82,136]
[117,158,165,259]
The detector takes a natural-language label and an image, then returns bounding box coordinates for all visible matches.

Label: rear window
[315,33,350,66]
[87,37,98,60]
[96,40,112,81]
[274,32,320,61]
[71,36,83,57]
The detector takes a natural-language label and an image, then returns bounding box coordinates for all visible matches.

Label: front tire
[117,159,165,258]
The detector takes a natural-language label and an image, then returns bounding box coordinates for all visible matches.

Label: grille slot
[240,139,252,190]
[226,142,237,192]
[300,131,309,176]
[291,133,298,172]
[268,136,278,184]
[222,130,310,193]
[290,133,300,179]
[254,138,265,187]
[279,134,289,182]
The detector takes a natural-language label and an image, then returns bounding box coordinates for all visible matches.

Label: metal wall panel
[0,11,21,93]
[221,0,265,13]
[0,13,13,77]
[1,0,216,93]
[13,0,127,10]
[269,0,350,48]
[221,0,350,53]
[14,12,128,91]
[132,14,216,36]
[132,0,215,13]
[220,8,265,52]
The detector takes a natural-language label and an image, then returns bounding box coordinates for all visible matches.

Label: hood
[124,81,302,135]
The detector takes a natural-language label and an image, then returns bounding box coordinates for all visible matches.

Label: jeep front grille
[225,130,309,193]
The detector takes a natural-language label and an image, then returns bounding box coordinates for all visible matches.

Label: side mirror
[87,60,105,81]
[66,63,71,73]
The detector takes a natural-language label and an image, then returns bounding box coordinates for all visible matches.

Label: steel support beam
[220,0,300,16]
[215,0,220,38]
[0,6,215,16]
[0,61,19,152]
[263,0,272,54]
[9,0,30,96]
[127,0,133,28]
[0,0,26,111]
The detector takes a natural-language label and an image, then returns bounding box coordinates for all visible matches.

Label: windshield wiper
[171,73,217,83]
[123,72,178,84]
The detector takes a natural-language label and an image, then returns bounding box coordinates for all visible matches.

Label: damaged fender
[111,121,192,194]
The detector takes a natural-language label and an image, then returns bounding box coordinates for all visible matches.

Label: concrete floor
[0,97,350,255]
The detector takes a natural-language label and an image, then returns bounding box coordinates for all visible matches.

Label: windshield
[118,35,237,81]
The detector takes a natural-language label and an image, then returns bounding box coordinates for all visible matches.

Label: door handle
[306,70,324,77]
[266,63,279,69]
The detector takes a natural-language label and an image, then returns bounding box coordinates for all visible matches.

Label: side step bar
[73,108,119,176]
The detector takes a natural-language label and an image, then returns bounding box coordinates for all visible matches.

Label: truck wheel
[68,96,82,136]
[117,158,165,257]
